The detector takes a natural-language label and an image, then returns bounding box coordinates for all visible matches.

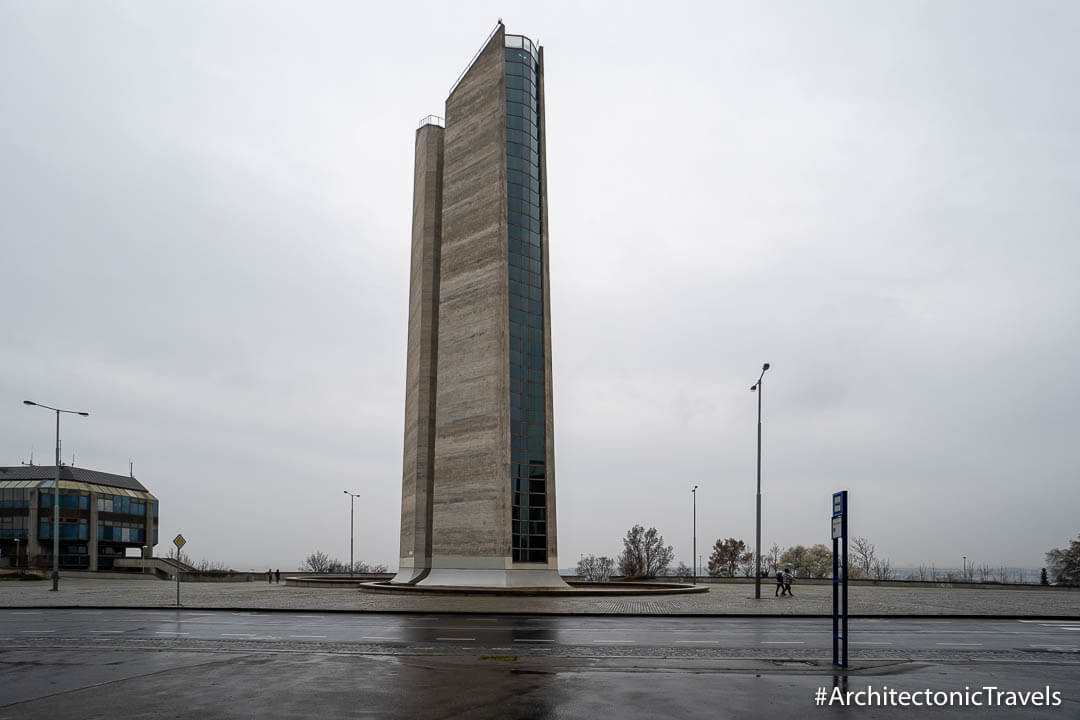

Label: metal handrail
[417,115,444,129]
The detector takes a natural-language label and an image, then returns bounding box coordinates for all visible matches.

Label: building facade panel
[431,24,511,569]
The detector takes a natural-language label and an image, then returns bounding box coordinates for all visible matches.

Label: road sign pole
[173,533,186,607]
[832,532,839,665]
[831,491,848,668]
[842,493,848,667]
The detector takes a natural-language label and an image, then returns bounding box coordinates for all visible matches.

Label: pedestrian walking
[275,569,280,584]
[782,568,794,596]
[775,569,784,597]
[267,568,272,584]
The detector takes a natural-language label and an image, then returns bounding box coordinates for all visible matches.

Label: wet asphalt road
[1,610,1078,656]
[1,610,1078,719]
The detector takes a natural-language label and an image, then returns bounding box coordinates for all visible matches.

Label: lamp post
[344,491,360,576]
[13,538,20,571]
[691,485,699,583]
[23,400,89,592]
[962,555,967,582]
[749,363,770,600]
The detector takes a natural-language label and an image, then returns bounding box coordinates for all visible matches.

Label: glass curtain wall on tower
[504,35,546,563]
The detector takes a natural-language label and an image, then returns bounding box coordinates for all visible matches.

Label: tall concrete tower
[394,24,565,587]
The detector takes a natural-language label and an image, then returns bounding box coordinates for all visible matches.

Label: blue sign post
[832,490,848,668]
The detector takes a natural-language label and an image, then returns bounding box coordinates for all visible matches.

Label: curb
[1,605,1078,620]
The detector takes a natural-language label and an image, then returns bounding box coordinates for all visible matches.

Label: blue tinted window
[506,47,548,563]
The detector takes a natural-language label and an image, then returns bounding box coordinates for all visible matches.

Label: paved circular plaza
[1,576,1077,615]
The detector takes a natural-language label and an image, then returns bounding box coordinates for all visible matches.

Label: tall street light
[749,363,770,600]
[691,485,699,583]
[344,490,360,576]
[23,400,89,592]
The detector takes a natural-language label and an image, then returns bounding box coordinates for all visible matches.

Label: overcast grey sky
[2,1,1077,573]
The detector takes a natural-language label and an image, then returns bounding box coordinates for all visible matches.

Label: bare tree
[365,562,389,573]
[707,538,747,577]
[168,547,192,567]
[738,549,756,578]
[577,554,614,582]
[851,537,876,578]
[345,561,388,574]
[871,557,894,581]
[299,550,335,573]
[766,543,782,573]
[671,561,694,578]
[195,557,231,572]
[617,525,674,579]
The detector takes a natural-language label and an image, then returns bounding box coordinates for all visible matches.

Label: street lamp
[691,483,699,587]
[23,400,89,591]
[749,362,770,600]
[344,490,360,576]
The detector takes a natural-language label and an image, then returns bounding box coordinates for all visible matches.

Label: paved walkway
[1,576,1078,615]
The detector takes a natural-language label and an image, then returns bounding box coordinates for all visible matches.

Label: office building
[0,466,158,571]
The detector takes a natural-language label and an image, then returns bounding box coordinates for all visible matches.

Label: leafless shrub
[577,554,614,582]
[871,558,894,581]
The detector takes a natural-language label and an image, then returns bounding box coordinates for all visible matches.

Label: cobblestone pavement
[1,576,1078,615]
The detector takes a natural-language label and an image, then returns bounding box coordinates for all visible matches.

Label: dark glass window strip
[506,47,547,563]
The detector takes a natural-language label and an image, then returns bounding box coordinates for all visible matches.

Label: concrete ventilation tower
[393,23,565,588]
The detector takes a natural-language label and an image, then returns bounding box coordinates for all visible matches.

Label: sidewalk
[2,576,1078,615]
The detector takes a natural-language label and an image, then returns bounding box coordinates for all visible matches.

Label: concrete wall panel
[431,25,510,563]
[394,124,443,583]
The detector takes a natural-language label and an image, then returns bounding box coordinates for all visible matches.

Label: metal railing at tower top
[504,34,540,62]
[418,115,444,129]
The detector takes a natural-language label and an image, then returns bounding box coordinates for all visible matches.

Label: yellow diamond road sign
[173,534,186,549]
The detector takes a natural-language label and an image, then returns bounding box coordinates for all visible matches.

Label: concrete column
[88,491,98,571]
[393,121,444,585]
[142,501,154,561]
[27,489,40,559]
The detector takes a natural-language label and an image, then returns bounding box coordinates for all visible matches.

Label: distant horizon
[7,454,1071,576]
